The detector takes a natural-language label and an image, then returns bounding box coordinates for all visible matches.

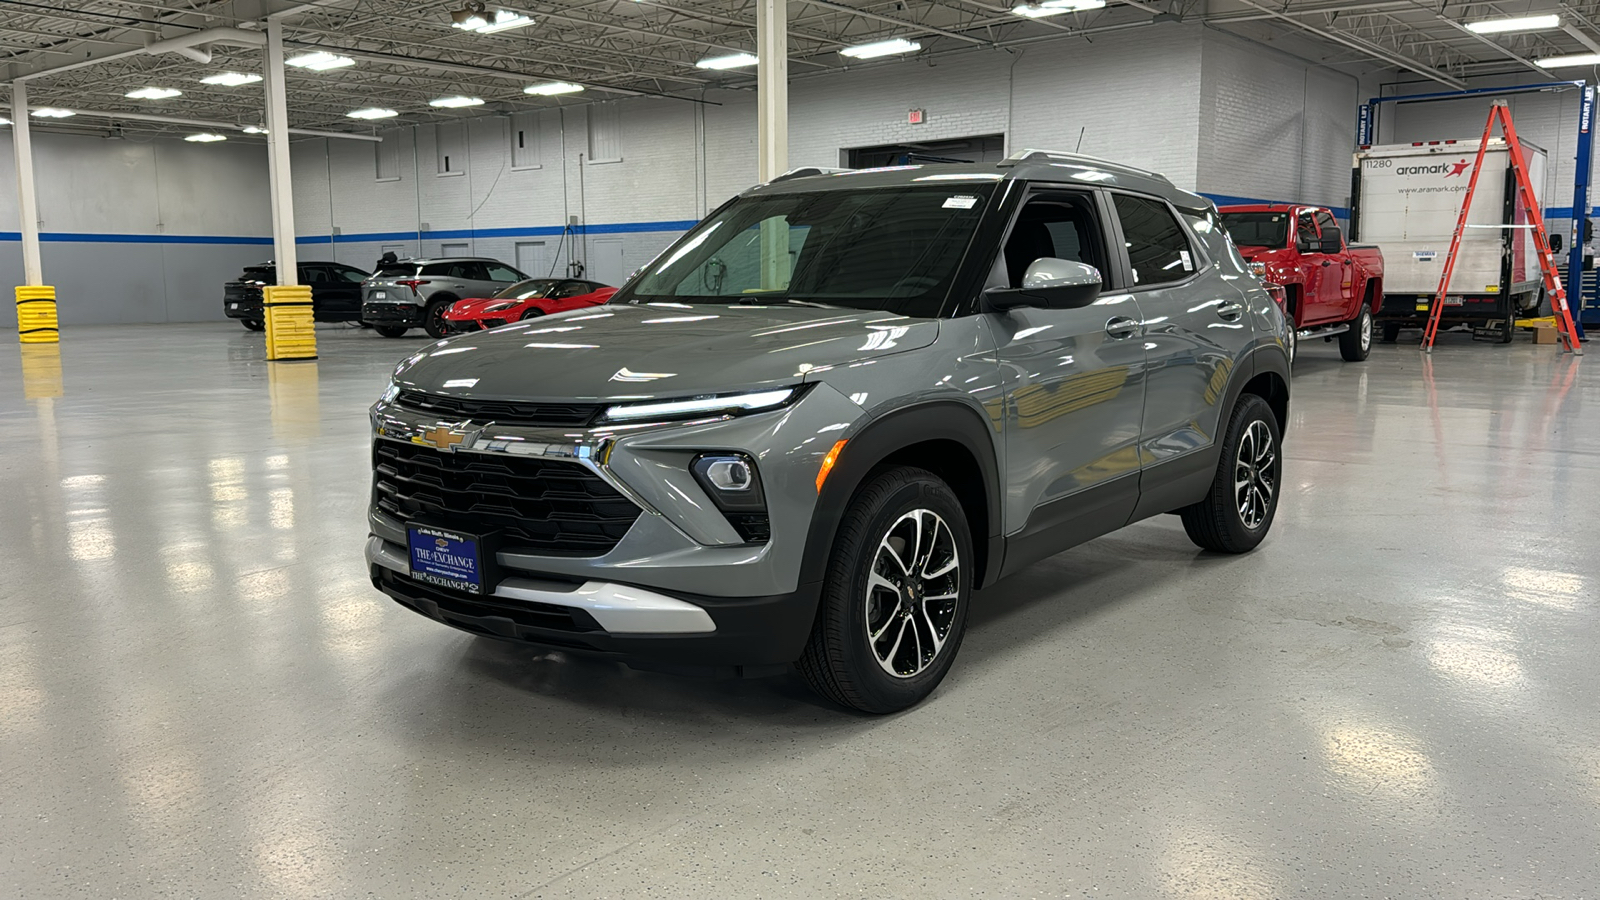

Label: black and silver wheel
[374,325,409,338]
[798,467,972,714]
[1339,306,1372,361]
[242,318,265,332]
[1180,394,1281,553]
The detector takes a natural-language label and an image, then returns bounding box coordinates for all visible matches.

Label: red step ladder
[1423,102,1583,355]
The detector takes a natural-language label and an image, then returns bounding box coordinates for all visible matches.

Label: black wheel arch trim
[800,399,1006,592]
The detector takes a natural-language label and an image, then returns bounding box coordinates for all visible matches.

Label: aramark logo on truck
[1396,159,1471,177]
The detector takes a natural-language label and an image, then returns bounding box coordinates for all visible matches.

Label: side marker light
[816,439,847,493]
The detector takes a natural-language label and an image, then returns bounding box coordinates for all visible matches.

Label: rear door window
[486,263,521,282]
[1112,193,1197,288]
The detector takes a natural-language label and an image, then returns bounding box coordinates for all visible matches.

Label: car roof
[389,257,504,264]
[747,148,1212,214]
[251,260,345,266]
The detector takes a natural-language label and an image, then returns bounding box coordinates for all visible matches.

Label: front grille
[374,440,641,556]
[395,390,601,428]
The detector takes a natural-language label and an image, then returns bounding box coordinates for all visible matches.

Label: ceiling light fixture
[1465,14,1560,34]
[695,52,759,70]
[1011,0,1105,17]
[347,107,398,119]
[201,72,262,86]
[242,125,268,134]
[524,81,585,95]
[466,9,534,33]
[126,86,182,100]
[286,51,355,71]
[1536,52,1600,67]
[185,133,227,142]
[450,1,489,29]
[429,95,485,108]
[840,37,922,59]
[0,117,11,126]
[32,108,75,118]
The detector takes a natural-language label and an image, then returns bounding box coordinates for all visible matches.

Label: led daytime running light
[602,387,797,422]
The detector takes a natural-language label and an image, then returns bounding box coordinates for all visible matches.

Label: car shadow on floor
[442,517,1233,728]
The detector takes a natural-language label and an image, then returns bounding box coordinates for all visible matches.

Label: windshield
[1220,212,1290,248]
[494,279,560,300]
[616,184,996,316]
[375,264,417,278]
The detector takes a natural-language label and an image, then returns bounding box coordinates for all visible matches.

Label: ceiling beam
[1231,0,1466,88]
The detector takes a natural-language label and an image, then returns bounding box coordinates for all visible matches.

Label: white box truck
[1351,138,1548,343]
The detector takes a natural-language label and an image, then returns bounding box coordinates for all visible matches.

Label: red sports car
[441,278,616,333]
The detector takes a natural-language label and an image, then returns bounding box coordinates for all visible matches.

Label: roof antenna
[1075,127,1085,153]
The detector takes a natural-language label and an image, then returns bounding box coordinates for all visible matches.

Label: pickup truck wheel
[1180,395,1281,554]
[1498,309,1517,344]
[797,466,972,714]
[1381,321,1401,343]
[1339,307,1373,361]
[241,318,265,332]
[374,325,409,338]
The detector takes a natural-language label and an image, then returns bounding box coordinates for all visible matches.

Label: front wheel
[374,325,409,338]
[797,467,972,714]
[241,318,265,332]
[1339,307,1372,361]
[1180,394,1282,553]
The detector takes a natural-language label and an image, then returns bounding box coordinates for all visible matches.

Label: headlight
[379,381,401,405]
[599,386,802,423]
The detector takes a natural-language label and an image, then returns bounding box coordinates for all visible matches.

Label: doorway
[440,242,470,257]
[846,134,1007,168]
[589,239,626,287]
[516,241,551,279]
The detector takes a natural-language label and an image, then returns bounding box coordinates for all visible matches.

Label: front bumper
[363,301,425,326]
[367,536,818,671]
[441,317,507,334]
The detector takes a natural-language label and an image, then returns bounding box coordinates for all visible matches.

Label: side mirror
[985,258,1102,311]
[1320,238,1341,255]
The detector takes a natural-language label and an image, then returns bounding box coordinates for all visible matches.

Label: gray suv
[365,150,1291,712]
[362,257,527,338]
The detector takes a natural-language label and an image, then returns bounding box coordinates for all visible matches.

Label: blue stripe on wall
[0,232,273,245]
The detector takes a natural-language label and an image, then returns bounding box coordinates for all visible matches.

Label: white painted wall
[2,23,1378,326]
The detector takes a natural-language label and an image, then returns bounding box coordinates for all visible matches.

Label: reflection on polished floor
[2,324,1597,897]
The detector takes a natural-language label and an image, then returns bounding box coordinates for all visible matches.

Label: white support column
[11,81,44,286]
[263,18,297,282]
[755,0,788,183]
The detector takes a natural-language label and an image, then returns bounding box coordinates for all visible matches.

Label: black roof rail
[770,165,854,183]
[999,148,1172,183]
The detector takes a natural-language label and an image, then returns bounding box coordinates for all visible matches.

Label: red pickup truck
[1219,204,1384,362]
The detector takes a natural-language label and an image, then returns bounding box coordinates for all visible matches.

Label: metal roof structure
[2,1,1600,139]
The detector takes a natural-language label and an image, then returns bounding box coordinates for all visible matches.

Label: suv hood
[392,303,939,401]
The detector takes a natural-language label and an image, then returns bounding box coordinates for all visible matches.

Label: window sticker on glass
[942,195,979,210]
[1179,249,1193,271]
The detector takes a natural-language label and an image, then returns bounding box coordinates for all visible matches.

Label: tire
[374,325,409,338]
[242,318,265,332]
[1498,308,1516,344]
[1179,394,1282,554]
[797,467,973,714]
[1339,306,1372,361]
[1286,325,1297,366]
[520,308,545,321]
[423,297,456,339]
[1380,321,1401,343]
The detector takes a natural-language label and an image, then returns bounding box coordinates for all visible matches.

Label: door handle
[1342,259,1353,265]
[1321,260,1333,267]
[1105,316,1141,339]
[1216,301,1245,321]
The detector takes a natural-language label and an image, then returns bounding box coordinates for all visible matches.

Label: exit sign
[908,108,925,125]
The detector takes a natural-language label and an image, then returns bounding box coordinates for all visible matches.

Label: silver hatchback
[361,257,527,338]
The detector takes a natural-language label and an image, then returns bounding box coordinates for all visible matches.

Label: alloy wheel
[864,510,962,678]
[1234,420,1278,530]
[1360,312,1372,352]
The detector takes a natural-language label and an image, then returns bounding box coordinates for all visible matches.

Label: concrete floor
[2,323,1597,899]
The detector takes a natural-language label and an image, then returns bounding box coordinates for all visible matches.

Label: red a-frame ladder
[1423,101,1583,355]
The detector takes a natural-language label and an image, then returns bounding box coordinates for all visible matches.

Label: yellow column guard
[16,285,59,344]
[263,285,317,361]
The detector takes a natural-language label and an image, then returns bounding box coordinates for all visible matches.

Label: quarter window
[486,263,522,282]
[1113,194,1197,288]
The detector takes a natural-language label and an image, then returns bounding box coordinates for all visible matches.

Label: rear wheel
[374,325,409,338]
[1180,394,1282,554]
[1498,308,1516,344]
[1339,306,1372,361]
[241,318,264,332]
[1380,321,1401,343]
[423,297,456,339]
[797,467,972,714]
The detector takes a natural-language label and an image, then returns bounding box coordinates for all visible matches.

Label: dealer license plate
[373,290,387,299]
[229,303,239,310]
[408,524,486,594]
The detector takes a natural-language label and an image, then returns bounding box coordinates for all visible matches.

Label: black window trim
[1102,187,1212,294]
[989,183,1122,292]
